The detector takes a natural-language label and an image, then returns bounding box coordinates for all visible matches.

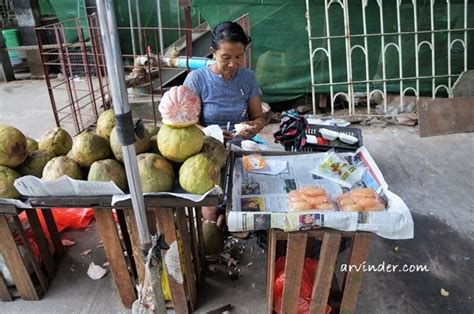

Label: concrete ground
[1,79,473,313]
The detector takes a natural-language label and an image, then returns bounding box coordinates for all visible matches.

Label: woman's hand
[237,120,264,139]
[222,130,235,142]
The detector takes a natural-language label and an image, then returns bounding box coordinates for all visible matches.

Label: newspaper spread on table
[227,147,414,239]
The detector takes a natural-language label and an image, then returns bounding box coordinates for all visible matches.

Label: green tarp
[193,0,473,102]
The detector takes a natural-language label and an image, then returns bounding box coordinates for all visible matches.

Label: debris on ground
[440,288,450,297]
[87,262,107,280]
[102,261,110,267]
[81,249,92,256]
[61,239,76,246]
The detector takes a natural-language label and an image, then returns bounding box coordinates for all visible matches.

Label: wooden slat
[309,232,341,313]
[266,229,277,314]
[0,203,18,215]
[418,96,474,137]
[194,207,205,269]
[25,209,56,279]
[12,216,48,293]
[0,267,13,301]
[175,208,197,311]
[124,210,145,284]
[94,208,136,308]
[40,208,64,259]
[187,207,202,283]
[0,215,39,300]
[340,233,372,313]
[156,208,189,314]
[281,232,308,314]
[116,209,138,281]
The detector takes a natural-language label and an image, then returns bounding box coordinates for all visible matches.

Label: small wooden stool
[266,229,372,314]
[94,205,205,313]
[0,205,64,301]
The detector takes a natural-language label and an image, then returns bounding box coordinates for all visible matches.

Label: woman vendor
[183,21,266,236]
[184,21,266,142]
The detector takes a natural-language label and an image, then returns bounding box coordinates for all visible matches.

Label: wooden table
[0,204,63,301]
[29,194,223,313]
[266,229,372,314]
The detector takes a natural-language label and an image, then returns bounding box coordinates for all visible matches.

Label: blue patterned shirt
[183,66,260,130]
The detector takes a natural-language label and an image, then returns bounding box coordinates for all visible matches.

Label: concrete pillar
[0,34,15,82]
[11,0,41,46]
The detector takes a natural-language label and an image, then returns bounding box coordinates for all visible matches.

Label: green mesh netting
[193,0,473,102]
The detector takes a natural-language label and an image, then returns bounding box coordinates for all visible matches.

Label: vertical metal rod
[430,0,436,99]
[396,0,404,108]
[78,22,99,120]
[377,0,388,112]
[54,25,80,133]
[361,0,370,114]
[305,0,316,115]
[177,0,182,38]
[343,0,353,115]
[184,3,193,70]
[144,30,157,125]
[96,0,151,244]
[127,0,137,58]
[324,0,334,115]
[36,28,61,127]
[156,0,165,54]
[135,0,143,54]
[62,24,84,130]
[88,15,107,109]
[463,0,467,72]
[413,0,420,101]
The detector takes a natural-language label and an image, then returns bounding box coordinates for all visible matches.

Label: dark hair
[211,21,251,50]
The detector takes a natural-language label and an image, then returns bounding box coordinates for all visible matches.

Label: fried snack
[337,188,385,212]
[288,186,334,211]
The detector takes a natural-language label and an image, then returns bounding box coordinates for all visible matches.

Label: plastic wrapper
[312,150,366,188]
[243,154,267,171]
[337,188,386,211]
[287,186,335,211]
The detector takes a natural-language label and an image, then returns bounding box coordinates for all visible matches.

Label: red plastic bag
[20,208,95,235]
[273,256,331,314]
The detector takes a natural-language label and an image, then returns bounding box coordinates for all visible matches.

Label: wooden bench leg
[124,210,146,284]
[0,272,12,301]
[281,232,308,314]
[340,233,372,313]
[40,208,64,260]
[94,208,136,309]
[25,209,56,280]
[155,207,189,314]
[176,208,197,311]
[0,215,39,300]
[309,232,341,313]
[266,229,277,314]
[187,207,202,283]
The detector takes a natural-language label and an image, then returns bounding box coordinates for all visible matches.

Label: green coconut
[0,166,20,199]
[157,124,204,162]
[110,127,151,162]
[42,156,83,181]
[202,221,225,255]
[200,136,228,168]
[88,159,128,192]
[0,125,28,168]
[69,132,112,167]
[137,153,175,192]
[38,127,73,156]
[26,137,39,153]
[17,150,55,177]
[179,153,221,195]
[144,124,160,137]
[96,109,115,139]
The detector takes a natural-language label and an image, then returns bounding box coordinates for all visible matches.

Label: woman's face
[213,40,246,78]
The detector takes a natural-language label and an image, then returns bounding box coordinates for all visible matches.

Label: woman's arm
[237,95,266,139]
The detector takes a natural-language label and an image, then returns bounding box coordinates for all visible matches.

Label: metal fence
[305,0,472,115]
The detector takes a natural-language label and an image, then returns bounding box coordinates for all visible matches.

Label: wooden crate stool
[266,229,372,314]
[94,205,204,313]
[0,206,64,301]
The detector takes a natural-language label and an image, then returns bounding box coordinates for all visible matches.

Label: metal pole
[96,0,151,244]
[156,0,164,54]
